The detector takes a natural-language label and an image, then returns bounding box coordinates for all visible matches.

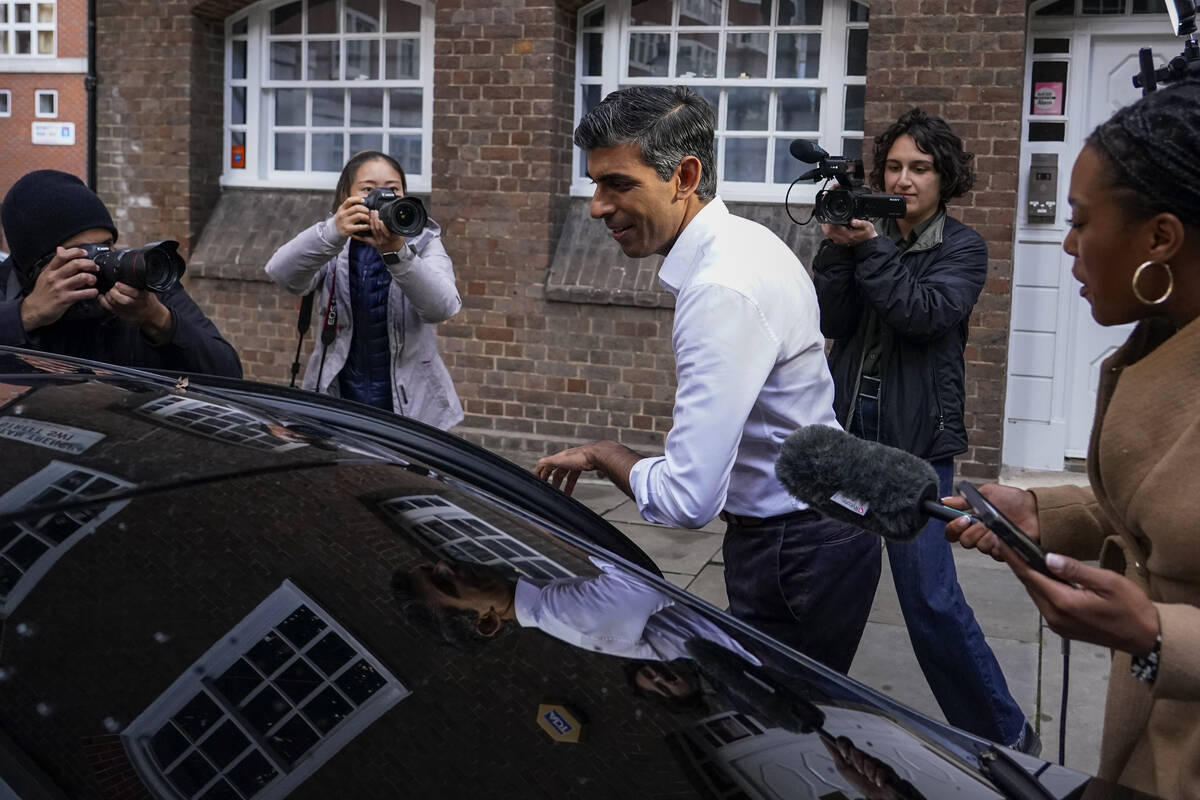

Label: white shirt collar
[657,197,727,296]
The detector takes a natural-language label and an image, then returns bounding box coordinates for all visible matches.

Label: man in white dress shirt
[533,86,881,673]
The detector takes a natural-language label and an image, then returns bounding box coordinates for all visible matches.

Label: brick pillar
[864,0,1026,478]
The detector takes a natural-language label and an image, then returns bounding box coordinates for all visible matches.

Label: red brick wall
[862,0,1026,478]
[0,0,89,197]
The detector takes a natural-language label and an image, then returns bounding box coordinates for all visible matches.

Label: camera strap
[289,291,314,388]
[314,270,338,391]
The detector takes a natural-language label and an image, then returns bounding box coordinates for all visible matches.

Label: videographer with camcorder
[0,170,242,378]
[810,109,1040,754]
[265,150,462,430]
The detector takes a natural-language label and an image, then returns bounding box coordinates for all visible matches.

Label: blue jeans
[723,510,881,675]
[850,395,1026,744]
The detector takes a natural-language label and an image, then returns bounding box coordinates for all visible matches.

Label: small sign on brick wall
[31,121,75,146]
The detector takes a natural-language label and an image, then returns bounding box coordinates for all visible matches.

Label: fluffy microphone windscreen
[775,425,939,541]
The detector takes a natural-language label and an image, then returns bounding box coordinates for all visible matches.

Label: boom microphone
[775,425,973,541]
[789,139,829,164]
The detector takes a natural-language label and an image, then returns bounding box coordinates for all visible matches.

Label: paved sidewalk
[569,467,1107,775]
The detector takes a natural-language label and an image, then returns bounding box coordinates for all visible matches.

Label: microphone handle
[921,498,977,525]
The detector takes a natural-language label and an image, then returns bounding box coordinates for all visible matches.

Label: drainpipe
[85,0,97,190]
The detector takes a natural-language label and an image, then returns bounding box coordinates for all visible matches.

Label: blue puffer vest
[338,242,394,410]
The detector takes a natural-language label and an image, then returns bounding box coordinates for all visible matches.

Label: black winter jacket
[0,257,243,379]
[812,213,987,460]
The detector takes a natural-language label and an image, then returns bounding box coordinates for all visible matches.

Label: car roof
[0,347,1139,800]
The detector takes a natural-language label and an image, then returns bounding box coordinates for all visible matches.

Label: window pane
[727,87,769,130]
[841,137,863,160]
[583,31,604,76]
[627,33,670,77]
[1132,0,1166,11]
[275,133,305,170]
[680,0,721,24]
[345,0,381,32]
[386,0,421,31]
[227,751,278,798]
[778,0,822,24]
[308,40,339,79]
[275,89,306,126]
[630,0,673,25]
[849,0,869,21]
[232,16,248,34]
[725,32,768,78]
[37,93,54,115]
[0,32,7,54]
[385,38,419,79]
[1082,0,1124,11]
[676,32,719,77]
[271,40,302,79]
[232,40,247,79]
[37,30,52,54]
[846,28,867,75]
[350,88,384,126]
[346,39,380,79]
[37,2,52,22]
[693,85,721,114]
[16,31,29,54]
[15,4,30,23]
[729,0,773,25]
[308,0,338,34]
[773,137,805,182]
[844,85,865,131]
[313,89,344,125]
[583,7,604,26]
[350,132,383,155]
[388,134,421,175]
[777,87,820,130]
[231,87,246,125]
[271,1,302,35]
[389,88,422,127]
[0,94,9,114]
[775,32,820,78]
[724,138,768,181]
[268,714,321,766]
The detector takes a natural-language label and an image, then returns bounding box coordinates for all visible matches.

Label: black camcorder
[787,140,907,226]
[362,189,428,238]
[77,241,186,294]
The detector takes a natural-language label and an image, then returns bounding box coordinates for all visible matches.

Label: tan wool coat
[1032,315,1200,799]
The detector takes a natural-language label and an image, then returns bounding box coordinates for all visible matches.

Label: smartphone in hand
[955,481,1068,583]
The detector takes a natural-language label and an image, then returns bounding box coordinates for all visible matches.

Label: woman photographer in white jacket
[266,151,463,430]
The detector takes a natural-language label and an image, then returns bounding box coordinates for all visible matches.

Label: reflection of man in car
[394,555,759,667]
[623,659,707,712]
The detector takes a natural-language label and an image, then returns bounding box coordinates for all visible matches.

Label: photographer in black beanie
[0,170,241,378]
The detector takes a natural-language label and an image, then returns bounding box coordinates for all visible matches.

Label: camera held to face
[787,140,907,226]
[77,241,186,294]
[362,189,428,238]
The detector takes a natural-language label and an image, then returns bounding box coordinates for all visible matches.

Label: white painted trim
[0,56,84,72]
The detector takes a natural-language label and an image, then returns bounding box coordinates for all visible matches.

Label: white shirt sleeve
[629,283,781,528]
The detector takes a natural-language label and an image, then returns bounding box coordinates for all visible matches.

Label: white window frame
[380,494,577,580]
[135,395,311,453]
[0,1,57,59]
[571,0,869,203]
[0,90,10,116]
[123,579,408,800]
[222,0,436,194]
[0,460,133,617]
[33,88,55,117]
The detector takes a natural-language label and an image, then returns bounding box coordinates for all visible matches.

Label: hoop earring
[1131,260,1174,306]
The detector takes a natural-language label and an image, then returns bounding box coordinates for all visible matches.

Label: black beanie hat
[1,170,118,272]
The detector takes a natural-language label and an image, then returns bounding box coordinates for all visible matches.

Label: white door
[1062,36,1176,456]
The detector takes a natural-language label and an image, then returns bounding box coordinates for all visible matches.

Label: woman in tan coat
[945,78,1200,799]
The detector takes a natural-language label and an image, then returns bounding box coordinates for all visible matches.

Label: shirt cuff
[628,456,663,523]
[513,578,541,629]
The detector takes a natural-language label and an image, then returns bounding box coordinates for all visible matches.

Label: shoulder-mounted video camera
[786,140,907,226]
[1131,0,1198,94]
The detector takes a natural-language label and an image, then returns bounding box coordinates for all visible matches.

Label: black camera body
[789,140,907,226]
[362,189,428,238]
[77,241,185,293]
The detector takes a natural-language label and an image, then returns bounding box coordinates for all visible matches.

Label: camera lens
[379,196,428,238]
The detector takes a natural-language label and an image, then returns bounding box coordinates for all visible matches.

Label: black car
[0,347,1153,800]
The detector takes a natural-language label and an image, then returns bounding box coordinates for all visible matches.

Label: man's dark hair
[391,566,515,650]
[869,108,976,204]
[1086,78,1200,228]
[622,659,708,713]
[332,150,409,214]
[574,86,717,201]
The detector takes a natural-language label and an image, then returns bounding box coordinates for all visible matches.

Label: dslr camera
[362,189,428,238]
[77,241,185,293]
[788,140,907,226]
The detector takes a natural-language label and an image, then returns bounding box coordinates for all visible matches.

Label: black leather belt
[858,375,881,400]
[720,508,821,528]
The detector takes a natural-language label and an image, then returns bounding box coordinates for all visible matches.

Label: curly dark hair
[1086,78,1200,228]
[869,108,975,204]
